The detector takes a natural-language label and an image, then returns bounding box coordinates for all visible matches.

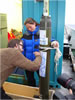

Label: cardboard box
[3,82,55,100]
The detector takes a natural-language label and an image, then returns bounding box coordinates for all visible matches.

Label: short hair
[24,18,40,26]
[8,39,22,48]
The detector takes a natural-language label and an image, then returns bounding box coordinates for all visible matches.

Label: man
[0,39,42,99]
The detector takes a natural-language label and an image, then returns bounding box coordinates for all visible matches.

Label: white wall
[0,0,22,32]
[65,0,75,25]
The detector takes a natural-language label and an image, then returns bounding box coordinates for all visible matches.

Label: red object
[8,32,16,41]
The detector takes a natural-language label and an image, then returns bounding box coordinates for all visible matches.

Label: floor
[55,58,75,96]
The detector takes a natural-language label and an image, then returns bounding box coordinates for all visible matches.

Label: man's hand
[34,52,41,56]
[69,89,73,94]
[51,41,59,48]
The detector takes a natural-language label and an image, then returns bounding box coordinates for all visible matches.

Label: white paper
[40,30,46,38]
[39,51,47,77]
[40,38,48,45]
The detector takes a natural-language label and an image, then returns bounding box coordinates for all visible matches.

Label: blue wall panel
[22,0,65,87]
[22,0,43,33]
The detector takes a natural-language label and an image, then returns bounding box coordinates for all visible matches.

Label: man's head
[8,39,23,52]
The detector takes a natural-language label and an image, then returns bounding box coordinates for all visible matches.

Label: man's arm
[13,49,42,71]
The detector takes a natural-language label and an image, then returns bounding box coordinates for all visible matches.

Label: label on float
[40,30,48,45]
[39,51,47,77]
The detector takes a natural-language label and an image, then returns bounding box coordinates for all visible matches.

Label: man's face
[17,41,24,52]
